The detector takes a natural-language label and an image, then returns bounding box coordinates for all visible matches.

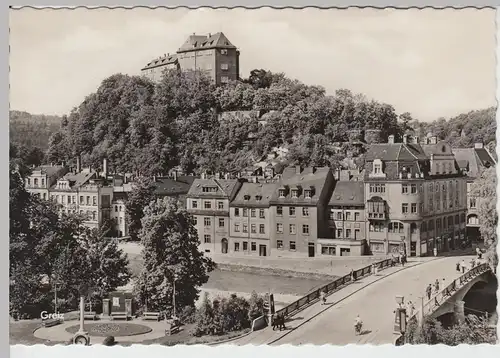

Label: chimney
[103,158,108,178]
[76,156,81,173]
[474,142,484,149]
[388,135,395,144]
[173,171,178,181]
[402,134,409,144]
[295,165,302,175]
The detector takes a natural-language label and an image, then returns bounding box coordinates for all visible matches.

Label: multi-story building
[141,32,240,85]
[229,181,277,257]
[269,166,334,258]
[363,134,468,257]
[25,164,67,200]
[321,175,366,256]
[186,175,242,253]
[452,142,496,242]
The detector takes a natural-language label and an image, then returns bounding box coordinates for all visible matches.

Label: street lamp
[394,295,407,336]
[172,273,179,320]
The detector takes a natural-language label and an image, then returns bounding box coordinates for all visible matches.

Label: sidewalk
[226,259,434,346]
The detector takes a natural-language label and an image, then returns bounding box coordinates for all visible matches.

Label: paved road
[270,256,473,346]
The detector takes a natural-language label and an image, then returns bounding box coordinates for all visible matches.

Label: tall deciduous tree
[125,176,156,241]
[134,198,215,312]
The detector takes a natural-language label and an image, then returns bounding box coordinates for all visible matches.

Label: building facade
[363,134,468,257]
[186,176,242,253]
[269,166,334,258]
[228,182,277,257]
[141,32,240,85]
[452,142,496,242]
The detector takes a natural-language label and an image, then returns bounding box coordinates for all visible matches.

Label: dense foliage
[134,198,216,312]
[471,166,498,270]
[405,315,496,345]
[10,111,62,152]
[9,157,130,318]
[125,177,156,241]
[192,292,266,336]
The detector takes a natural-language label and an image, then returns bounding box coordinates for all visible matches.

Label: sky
[9,7,496,122]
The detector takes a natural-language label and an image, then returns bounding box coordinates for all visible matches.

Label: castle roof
[177,32,236,53]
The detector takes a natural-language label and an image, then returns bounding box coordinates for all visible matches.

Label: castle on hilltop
[141,32,240,85]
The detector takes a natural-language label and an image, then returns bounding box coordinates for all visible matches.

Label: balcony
[367,196,386,221]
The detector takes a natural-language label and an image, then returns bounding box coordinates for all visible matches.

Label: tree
[134,198,216,312]
[471,166,498,269]
[125,177,156,241]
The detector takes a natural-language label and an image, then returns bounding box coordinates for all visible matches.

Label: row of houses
[25,135,495,258]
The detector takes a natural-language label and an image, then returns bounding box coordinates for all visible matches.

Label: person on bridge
[461,259,466,273]
[456,261,461,272]
[434,279,440,293]
[426,284,432,300]
[320,290,326,305]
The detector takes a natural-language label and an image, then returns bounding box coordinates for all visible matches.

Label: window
[289,241,296,251]
[345,212,352,221]
[251,209,256,218]
[402,203,409,214]
[202,186,217,193]
[72,196,76,204]
[277,206,283,216]
[419,203,424,214]
[302,224,310,235]
[204,217,211,226]
[243,224,248,233]
[369,222,384,232]
[354,212,360,221]
[193,217,198,225]
[470,198,477,208]
[235,208,240,216]
[234,223,240,232]
[291,189,298,198]
[374,163,382,174]
[289,224,296,234]
[56,195,60,203]
[337,229,343,238]
[218,218,225,227]
[220,63,229,70]
[34,178,39,186]
[304,189,311,198]
[337,212,343,220]
[115,205,118,212]
[251,224,256,233]
[92,211,97,221]
[86,196,90,205]
[411,203,417,213]
[410,184,417,194]
[277,240,283,249]
[61,195,65,204]
[204,234,211,243]
[259,224,265,234]
[204,201,212,209]
[192,200,198,209]
[369,184,386,193]
[329,212,335,220]
[402,184,408,194]
[277,223,283,233]
[218,201,224,210]
[242,208,247,217]
[93,196,97,206]
[322,246,336,256]
[345,229,351,238]
[41,179,45,187]
[388,222,404,233]
[289,207,296,216]
[221,49,228,55]
[279,189,286,198]
[251,242,256,251]
[259,209,265,218]
[234,242,240,251]
[302,207,309,217]
[243,241,248,251]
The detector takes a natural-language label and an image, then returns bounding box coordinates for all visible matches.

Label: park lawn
[9,320,58,345]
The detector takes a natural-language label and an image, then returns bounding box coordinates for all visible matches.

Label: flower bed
[65,323,152,337]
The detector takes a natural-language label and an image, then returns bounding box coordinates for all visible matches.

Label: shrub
[103,336,115,346]
[179,305,196,324]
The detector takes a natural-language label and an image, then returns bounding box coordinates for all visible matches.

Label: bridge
[229,256,491,346]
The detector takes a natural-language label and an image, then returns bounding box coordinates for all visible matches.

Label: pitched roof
[364,143,428,162]
[329,181,364,206]
[153,176,197,196]
[142,54,178,70]
[178,32,236,53]
[230,182,277,207]
[452,147,495,178]
[34,165,66,178]
[187,178,240,199]
[270,167,331,205]
[55,171,95,189]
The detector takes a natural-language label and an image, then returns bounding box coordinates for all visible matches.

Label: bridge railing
[407,262,490,324]
[274,258,394,319]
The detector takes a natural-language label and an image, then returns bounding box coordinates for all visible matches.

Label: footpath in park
[226,257,438,346]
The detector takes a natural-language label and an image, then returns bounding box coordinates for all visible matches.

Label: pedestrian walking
[434,279,440,293]
[426,284,432,300]
[433,247,437,257]
[461,259,466,273]
[456,261,461,272]
[320,290,326,305]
